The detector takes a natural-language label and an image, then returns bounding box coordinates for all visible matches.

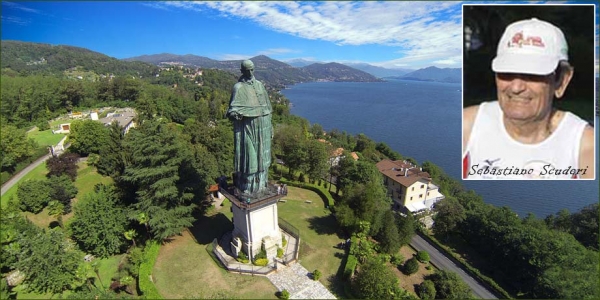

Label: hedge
[279,178,335,208]
[421,233,512,299]
[138,241,163,299]
[344,254,358,280]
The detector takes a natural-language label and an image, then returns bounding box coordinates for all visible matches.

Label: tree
[15,228,82,294]
[417,280,436,300]
[0,124,38,172]
[47,175,78,213]
[432,196,466,237]
[426,270,473,299]
[46,152,80,181]
[17,179,51,213]
[376,210,402,254]
[97,121,126,178]
[69,184,129,257]
[121,121,197,241]
[304,139,329,183]
[404,257,419,275]
[396,213,416,246]
[353,258,409,299]
[67,119,110,156]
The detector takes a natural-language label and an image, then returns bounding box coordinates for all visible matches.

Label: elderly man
[226,60,273,194]
[463,18,594,179]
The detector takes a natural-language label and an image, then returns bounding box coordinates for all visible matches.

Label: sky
[1,1,598,71]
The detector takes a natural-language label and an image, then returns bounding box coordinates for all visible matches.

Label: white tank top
[463,101,589,179]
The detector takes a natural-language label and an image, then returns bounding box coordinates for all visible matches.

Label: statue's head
[240,60,255,79]
[241,60,254,71]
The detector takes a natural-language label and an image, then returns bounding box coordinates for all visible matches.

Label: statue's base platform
[219,184,284,211]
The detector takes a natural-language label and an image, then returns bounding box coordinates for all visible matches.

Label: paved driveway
[410,234,498,299]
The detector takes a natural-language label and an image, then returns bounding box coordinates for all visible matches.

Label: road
[410,234,498,299]
[1,136,69,197]
[1,153,51,196]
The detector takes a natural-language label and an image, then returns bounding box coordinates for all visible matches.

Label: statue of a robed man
[226,60,273,196]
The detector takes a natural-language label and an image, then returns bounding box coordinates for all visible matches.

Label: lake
[282,79,599,218]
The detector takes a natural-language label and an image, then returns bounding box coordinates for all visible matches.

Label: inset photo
[462,4,596,180]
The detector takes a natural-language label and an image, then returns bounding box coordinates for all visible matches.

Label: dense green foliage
[69,184,129,257]
[13,225,82,294]
[47,174,78,213]
[353,258,410,299]
[68,119,111,156]
[17,179,51,213]
[138,241,163,299]
[403,257,419,275]
[416,250,430,263]
[417,280,436,300]
[545,204,599,251]
[425,270,473,299]
[0,125,38,172]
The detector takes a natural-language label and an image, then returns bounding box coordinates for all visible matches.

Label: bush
[254,258,269,266]
[279,178,335,208]
[278,289,290,299]
[312,269,321,281]
[237,251,249,263]
[138,242,163,299]
[277,248,284,258]
[404,257,419,275]
[282,235,288,247]
[344,254,358,280]
[417,280,436,300]
[390,253,405,267]
[416,250,430,263]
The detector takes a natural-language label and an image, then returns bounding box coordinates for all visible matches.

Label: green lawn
[27,128,67,147]
[153,205,277,299]
[277,186,347,297]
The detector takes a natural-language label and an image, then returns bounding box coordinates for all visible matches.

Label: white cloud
[2,2,42,14]
[159,1,463,67]
[1,16,30,25]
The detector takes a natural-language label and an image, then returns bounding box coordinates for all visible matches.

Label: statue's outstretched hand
[228,111,243,120]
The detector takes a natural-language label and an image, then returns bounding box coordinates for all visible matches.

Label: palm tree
[123,229,137,249]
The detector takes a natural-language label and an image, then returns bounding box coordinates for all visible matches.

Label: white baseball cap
[492,18,569,75]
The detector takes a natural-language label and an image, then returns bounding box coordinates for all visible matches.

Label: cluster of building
[52,108,137,135]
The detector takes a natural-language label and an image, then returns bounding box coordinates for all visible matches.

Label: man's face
[495,73,555,122]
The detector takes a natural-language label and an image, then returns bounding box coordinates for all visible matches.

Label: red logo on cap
[508,31,545,48]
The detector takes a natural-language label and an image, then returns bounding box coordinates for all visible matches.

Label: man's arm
[462,105,479,154]
[578,125,595,179]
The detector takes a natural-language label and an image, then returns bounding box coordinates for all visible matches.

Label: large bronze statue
[226,60,273,196]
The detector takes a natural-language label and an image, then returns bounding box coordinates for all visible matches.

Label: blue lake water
[282,79,599,218]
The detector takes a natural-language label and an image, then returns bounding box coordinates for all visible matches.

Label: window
[419,194,423,198]
[410,197,413,200]
[421,184,424,189]
[427,192,430,196]
[411,187,414,191]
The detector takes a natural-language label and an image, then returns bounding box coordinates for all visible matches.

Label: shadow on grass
[189,211,233,245]
[307,215,345,239]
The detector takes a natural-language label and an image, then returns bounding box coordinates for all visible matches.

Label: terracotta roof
[350,152,359,161]
[376,159,431,187]
[332,147,344,157]
[208,184,219,192]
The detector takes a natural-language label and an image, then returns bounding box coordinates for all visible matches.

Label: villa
[376,159,445,214]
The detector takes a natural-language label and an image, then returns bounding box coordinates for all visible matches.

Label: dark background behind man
[463,5,595,122]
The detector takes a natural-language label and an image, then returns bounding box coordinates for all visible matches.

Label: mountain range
[1,40,461,86]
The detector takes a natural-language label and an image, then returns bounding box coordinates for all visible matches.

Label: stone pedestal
[221,185,283,262]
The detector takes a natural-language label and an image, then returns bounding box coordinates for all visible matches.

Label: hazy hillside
[388,66,461,83]
[344,63,414,78]
[1,40,158,77]
[125,53,382,87]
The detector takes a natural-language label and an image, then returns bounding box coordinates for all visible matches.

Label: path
[1,136,69,197]
[410,234,498,299]
[267,263,336,299]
